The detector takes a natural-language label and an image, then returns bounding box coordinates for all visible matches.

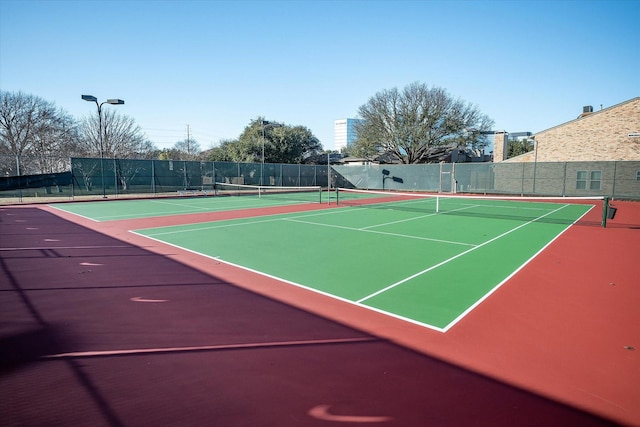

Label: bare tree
[80,109,154,159]
[355,82,494,164]
[171,138,202,160]
[30,112,81,173]
[0,91,79,175]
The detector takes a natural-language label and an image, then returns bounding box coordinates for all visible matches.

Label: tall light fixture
[82,95,125,198]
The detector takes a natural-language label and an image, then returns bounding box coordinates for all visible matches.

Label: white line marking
[359,203,481,230]
[48,204,100,222]
[0,245,132,251]
[132,202,592,333]
[441,203,596,332]
[143,216,284,236]
[131,231,448,333]
[130,297,169,303]
[44,337,377,359]
[52,198,310,221]
[356,204,571,304]
[284,218,476,247]
[308,404,392,423]
[138,206,357,236]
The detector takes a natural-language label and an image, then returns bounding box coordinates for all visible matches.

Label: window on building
[636,170,640,181]
[576,170,602,190]
[576,170,587,190]
[589,171,602,190]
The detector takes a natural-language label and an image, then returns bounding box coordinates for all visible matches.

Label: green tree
[207,118,322,164]
[507,137,534,158]
[355,82,494,164]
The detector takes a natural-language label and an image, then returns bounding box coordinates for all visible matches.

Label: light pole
[82,95,125,198]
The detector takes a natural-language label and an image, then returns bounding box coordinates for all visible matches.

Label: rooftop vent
[583,105,594,113]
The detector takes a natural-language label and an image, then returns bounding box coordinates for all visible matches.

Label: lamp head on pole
[106,99,125,105]
[81,95,97,102]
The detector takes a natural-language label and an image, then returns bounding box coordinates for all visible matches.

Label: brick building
[490,97,640,197]
[494,97,640,163]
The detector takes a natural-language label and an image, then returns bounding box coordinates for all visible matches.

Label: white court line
[0,245,132,251]
[51,198,308,222]
[441,203,595,332]
[133,201,589,333]
[143,216,284,236]
[140,206,355,236]
[47,204,101,222]
[131,230,455,333]
[356,204,571,304]
[284,218,476,247]
[44,337,377,359]
[92,200,296,221]
[359,203,482,230]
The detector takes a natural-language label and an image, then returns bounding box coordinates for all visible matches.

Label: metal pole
[532,138,538,195]
[97,102,107,198]
[452,162,456,193]
[261,121,265,186]
[562,162,567,196]
[83,96,123,198]
[521,162,525,196]
[113,158,118,198]
[611,161,617,198]
[16,154,23,202]
[327,152,330,204]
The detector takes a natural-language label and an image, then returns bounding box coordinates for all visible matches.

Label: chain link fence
[332,161,640,198]
[1,156,639,203]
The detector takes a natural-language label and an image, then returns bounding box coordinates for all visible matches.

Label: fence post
[520,163,525,196]
[151,160,156,194]
[602,197,609,228]
[113,158,118,198]
[611,161,617,198]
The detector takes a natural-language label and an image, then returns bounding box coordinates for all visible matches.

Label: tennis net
[335,188,610,226]
[214,182,324,204]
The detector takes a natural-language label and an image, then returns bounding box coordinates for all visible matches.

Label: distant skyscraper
[334,118,363,151]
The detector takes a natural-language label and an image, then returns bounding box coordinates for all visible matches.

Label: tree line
[1,82,510,177]
[0,91,326,177]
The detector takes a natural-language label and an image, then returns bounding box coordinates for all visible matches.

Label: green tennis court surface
[133,197,595,331]
[50,192,324,221]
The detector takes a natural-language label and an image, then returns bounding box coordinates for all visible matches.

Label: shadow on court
[0,207,619,426]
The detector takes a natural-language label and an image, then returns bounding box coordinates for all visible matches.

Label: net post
[436,195,440,213]
[336,187,340,206]
[602,197,609,228]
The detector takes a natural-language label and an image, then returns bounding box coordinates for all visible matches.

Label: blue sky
[1,0,638,151]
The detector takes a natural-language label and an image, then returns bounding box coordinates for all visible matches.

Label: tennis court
[87,190,599,332]
[4,189,639,426]
[49,184,324,221]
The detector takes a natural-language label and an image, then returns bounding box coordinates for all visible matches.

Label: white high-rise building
[334,118,363,151]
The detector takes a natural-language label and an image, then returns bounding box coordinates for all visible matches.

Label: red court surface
[1,200,639,426]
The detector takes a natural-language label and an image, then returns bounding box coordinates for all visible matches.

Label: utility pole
[186,124,191,156]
